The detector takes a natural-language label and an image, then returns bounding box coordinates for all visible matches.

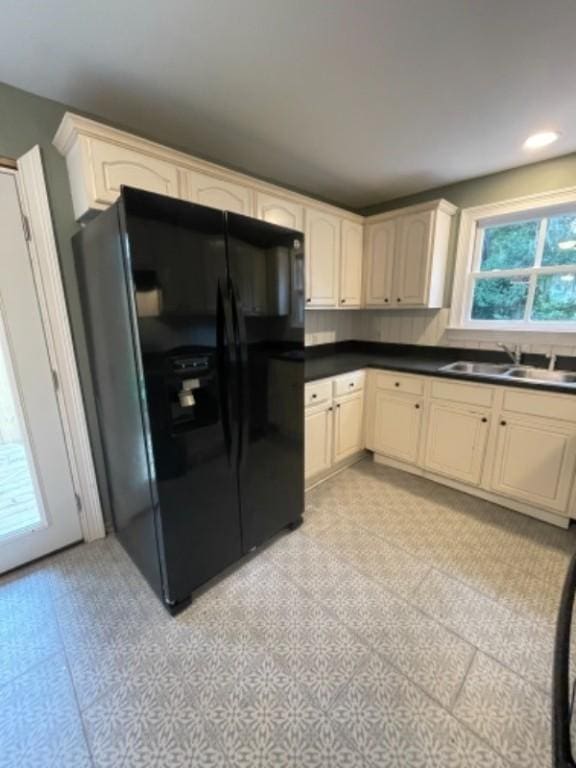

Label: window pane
[531,273,576,321]
[480,220,539,271]
[542,213,576,266]
[471,277,529,320]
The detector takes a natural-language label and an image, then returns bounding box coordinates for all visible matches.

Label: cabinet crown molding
[365,198,458,224]
[52,112,362,223]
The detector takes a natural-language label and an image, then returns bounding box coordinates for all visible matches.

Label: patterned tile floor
[0,442,41,539]
[1,458,575,767]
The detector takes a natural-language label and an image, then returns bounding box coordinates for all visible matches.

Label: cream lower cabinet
[423,403,490,486]
[305,403,334,479]
[490,415,576,513]
[305,372,365,482]
[333,391,364,462]
[366,370,576,525]
[372,391,423,464]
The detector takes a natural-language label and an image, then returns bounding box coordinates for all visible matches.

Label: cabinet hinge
[51,369,59,391]
[22,215,31,242]
[75,493,82,512]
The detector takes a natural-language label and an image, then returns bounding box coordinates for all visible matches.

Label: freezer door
[121,188,243,607]
[227,213,305,551]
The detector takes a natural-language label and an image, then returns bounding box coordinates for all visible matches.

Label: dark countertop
[303,342,576,395]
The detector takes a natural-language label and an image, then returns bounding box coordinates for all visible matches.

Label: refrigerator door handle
[229,280,249,469]
[217,279,237,463]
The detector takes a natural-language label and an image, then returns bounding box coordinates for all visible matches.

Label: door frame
[14,146,104,541]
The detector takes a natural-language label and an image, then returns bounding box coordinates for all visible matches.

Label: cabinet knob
[500,420,507,426]
[384,298,389,303]
[336,403,341,408]
[328,406,333,412]
[394,382,400,387]
[311,393,317,399]
[349,382,354,387]
[306,298,311,303]
[397,298,402,302]
[341,299,346,304]
[415,403,420,409]
[481,417,488,423]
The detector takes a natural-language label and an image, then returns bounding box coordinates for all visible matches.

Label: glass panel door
[0,312,44,539]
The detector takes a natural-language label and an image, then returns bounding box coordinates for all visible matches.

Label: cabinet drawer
[430,379,493,408]
[333,370,365,397]
[305,379,332,408]
[502,390,576,423]
[373,371,424,396]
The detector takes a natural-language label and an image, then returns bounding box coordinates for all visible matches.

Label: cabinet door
[373,392,422,464]
[90,139,181,206]
[333,392,364,463]
[185,170,253,215]
[490,416,576,513]
[305,405,333,479]
[256,193,304,231]
[423,403,489,486]
[339,221,363,308]
[394,210,434,306]
[305,209,340,307]
[364,220,395,307]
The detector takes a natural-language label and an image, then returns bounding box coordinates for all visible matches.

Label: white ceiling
[2,0,576,209]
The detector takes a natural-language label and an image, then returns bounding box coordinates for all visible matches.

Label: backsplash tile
[306,308,576,356]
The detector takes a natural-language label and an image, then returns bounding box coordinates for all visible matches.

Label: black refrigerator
[73,187,305,612]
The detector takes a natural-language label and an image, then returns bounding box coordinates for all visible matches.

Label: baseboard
[305,451,368,491]
[373,452,570,529]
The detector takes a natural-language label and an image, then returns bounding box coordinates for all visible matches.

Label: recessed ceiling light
[523,131,560,150]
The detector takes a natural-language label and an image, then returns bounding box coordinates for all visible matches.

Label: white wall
[306,307,576,357]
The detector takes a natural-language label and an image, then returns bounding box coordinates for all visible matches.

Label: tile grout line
[448,646,478,712]
[266,540,516,767]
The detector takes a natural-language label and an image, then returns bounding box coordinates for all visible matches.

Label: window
[451,191,576,331]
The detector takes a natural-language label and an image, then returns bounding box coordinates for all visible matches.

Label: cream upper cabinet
[364,200,456,310]
[333,391,364,462]
[305,404,334,479]
[490,415,576,513]
[364,220,395,307]
[88,139,182,211]
[423,403,490,486]
[305,208,340,308]
[339,221,363,308]
[256,193,304,232]
[183,170,254,216]
[394,210,434,306]
[372,391,423,464]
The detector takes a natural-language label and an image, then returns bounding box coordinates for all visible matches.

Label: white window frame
[450,185,576,333]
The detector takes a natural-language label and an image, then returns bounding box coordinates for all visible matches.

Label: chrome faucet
[498,343,522,365]
[547,353,557,371]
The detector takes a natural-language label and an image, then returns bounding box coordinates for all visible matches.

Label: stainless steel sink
[439,360,576,386]
[440,361,513,375]
[504,368,576,384]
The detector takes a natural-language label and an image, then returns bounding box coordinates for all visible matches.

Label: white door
[305,405,333,479]
[373,391,423,463]
[339,220,363,308]
[0,170,81,573]
[365,220,396,307]
[490,415,576,513]
[395,210,433,306]
[423,403,490,486]
[305,208,340,307]
[333,392,364,463]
